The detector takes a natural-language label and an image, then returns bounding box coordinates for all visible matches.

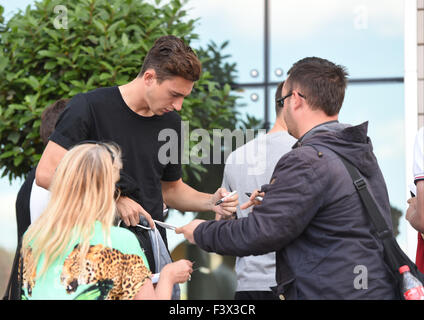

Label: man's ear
[143,69,157,86]
[292,91,304,111]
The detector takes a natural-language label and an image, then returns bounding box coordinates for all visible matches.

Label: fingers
[168,259,193,283]
[175,226,183,234]
[139,208,155,229]
[122,216,131,227]
[221,192,239,206]
[129,212,139,226]
[240,200,254,210]
[239,189,264,210]
[117,196,155,228]
[175,220,204,244]
[215,189,238,217]
[218,208,237,218]
[183,260,193,282]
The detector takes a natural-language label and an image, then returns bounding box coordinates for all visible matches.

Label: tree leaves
[0,0,246,183]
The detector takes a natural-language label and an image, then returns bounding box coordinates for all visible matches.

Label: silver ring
[188,274,191,281]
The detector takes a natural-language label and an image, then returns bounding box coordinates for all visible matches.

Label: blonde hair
[22,142,122,278]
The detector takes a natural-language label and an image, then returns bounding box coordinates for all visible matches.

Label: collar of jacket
[292,120,340,149]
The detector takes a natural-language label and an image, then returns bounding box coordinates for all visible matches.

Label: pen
[245,192,263,202]
[215,190,237,206]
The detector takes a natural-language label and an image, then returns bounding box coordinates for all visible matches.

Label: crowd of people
[4,34,423,300]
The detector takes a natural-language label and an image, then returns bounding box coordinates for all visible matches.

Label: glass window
[269,0,404,80]
[234,87,265,126]
[189,0,264,84]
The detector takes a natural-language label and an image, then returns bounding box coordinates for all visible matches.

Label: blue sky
[0,0,407,251]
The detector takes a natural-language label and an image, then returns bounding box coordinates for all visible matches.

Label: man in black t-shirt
[35,35,238,243]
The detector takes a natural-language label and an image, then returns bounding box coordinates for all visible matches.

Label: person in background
[177,57,397,300]
[15,98,68,240]
[4,99,68,300]
[406,127,424,272]
[21,143,193,300]
[217,81,296,300]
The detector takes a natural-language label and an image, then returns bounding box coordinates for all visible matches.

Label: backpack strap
[338,157,393,240]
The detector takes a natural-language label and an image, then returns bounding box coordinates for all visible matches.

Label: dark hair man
[177,57,397,299]
[35,35,238,245]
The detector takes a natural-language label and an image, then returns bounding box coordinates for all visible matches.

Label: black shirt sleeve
[49,93,92,149]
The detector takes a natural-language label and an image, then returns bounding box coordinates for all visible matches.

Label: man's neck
[118,79,154,117]
[268,117,288,134]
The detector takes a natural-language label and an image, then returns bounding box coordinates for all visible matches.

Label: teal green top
[21,222,151,300]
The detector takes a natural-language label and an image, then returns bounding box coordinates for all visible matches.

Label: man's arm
[176,152,324,257]
[35,140,67,189]
[161,178,238,217]
[36,140,154,228]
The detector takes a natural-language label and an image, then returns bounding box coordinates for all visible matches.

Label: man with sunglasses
[35,35,238,249]
[177,57,397,299]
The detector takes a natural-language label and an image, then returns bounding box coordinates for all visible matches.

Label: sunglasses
[277,91,306,108]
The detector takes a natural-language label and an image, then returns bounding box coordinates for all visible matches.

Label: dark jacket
[194,122,397,299]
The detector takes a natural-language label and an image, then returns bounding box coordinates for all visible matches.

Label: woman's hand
[161,259,193,284]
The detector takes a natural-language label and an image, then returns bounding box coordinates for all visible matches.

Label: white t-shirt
[29,180,50,223]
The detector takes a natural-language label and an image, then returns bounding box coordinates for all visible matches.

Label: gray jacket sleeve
[194,150,326,257]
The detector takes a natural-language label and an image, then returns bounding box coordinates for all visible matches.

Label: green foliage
[0,0,245,182]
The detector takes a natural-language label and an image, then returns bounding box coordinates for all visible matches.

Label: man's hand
[240,189,265,210]
[211,188,238,219]
[116,196,155,228]
[175,219,206,244]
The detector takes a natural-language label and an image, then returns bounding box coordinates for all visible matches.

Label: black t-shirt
[50,86,182,235]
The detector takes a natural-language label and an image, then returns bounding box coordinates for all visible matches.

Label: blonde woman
[20,142,192,300]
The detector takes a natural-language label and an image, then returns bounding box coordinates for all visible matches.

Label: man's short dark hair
[275,81,284,117]
[139,35,202,83]
[286,57,348,116]
[40,99,68,145]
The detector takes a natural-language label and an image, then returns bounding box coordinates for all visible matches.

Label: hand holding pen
[240,189,265,210]
[212,188,238,219]
[244,192,263,202]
